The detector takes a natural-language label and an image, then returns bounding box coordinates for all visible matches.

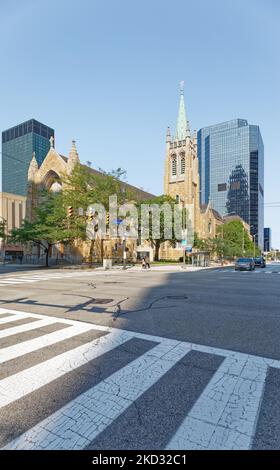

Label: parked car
[254,256,266,268]
[235,257,255,271]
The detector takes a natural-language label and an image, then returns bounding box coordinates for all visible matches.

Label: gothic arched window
[180,153,185,174]
[171,154,177,176]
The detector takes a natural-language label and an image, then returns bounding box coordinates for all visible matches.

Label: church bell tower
[164,82,201,233]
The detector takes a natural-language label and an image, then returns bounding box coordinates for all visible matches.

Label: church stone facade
[161,83,222,260]
[26,139,153,263]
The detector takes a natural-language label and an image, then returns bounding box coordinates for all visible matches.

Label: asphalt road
[0,263,280,450]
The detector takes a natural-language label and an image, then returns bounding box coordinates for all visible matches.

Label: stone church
[26,138,154,263]
[25,84,222,263]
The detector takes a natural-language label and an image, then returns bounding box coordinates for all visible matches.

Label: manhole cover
[90,298,113,304]
[165,295,188,300]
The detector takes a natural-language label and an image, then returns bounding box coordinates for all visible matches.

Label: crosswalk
[0,270,103,288]
[215,269,280,275]
[0,307,279,450]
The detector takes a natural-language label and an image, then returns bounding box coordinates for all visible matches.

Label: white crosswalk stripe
[0,271,100,287]
[0,307,279,450]
[215,269,280,275]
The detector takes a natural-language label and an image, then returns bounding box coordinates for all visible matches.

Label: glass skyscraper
[264,227,271,252]
[1,119,55,196]
[197,119,264,248]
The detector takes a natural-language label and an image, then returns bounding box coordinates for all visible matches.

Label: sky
[0,0,279,246]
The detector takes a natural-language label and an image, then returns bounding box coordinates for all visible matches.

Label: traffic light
[106,212,110,226]
[67,206,74,218]
[87,213,94,223]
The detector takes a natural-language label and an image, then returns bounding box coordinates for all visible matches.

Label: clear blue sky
[1,0,279,246]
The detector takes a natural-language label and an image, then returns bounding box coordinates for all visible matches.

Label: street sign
[113,219,123,225]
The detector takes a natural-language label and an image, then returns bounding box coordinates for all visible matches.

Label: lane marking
[4,341,191,450]
[167,356,266,450]
[0,318,59,340]
[0,330,141,408]
[0,323,95,364]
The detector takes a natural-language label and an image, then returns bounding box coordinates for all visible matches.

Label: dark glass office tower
[197,119,264,248]
[264,227,271,252]
[1,119,55,196]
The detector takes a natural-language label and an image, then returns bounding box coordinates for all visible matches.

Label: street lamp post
[122,237,126,270]
[253,234,257,258]
[250,225,257,258]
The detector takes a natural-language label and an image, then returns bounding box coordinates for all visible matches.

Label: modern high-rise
[197,119,264,248]
[264,227,271,252]
[1,119,55,196]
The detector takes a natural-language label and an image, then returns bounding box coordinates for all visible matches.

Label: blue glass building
[197,119,264,248]
[1,119,55,196]
[264,227,271,252]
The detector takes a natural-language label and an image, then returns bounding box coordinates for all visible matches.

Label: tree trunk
[154,240,161,261]
[45,247,49,267]
[89,240,94,266]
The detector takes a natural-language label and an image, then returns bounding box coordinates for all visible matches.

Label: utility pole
[221,223,224,266]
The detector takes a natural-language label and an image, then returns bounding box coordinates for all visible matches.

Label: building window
[171,155,177,176]
[180,153,185,174]
[218,183,227,192]
[230,181,240,190]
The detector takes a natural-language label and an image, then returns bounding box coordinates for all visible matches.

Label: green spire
[175,81,190,140]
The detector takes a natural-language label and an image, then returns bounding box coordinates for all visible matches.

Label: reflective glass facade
[1,119,54,196]
[198,119,264,248]
[264,227,271,252]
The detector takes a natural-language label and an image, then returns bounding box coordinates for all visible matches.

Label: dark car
[254,256,266,268]
[235,257,255,271]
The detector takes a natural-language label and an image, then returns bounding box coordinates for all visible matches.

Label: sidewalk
[93,263,230,273]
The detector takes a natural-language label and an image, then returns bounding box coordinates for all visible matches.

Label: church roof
[200,203,223,221]
[59,154,155,200]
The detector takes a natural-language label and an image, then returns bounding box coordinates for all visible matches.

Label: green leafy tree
[193,232,213,251]
[10,191,80,267]
[61,165,130,214]
[60,165,133,263]
[215,220,259,259]
[137,195,181,261]
[0,219,6,240]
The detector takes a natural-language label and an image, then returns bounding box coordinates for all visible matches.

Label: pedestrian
[144,255,150,269]
[142,257,146,269]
